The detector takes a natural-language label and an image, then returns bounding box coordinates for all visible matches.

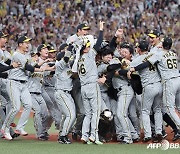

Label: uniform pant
[55,90,76,136]
[116,85,138,142]
[42,86,62,129]
[163,77,180,129]
[2,80,32,133]
[81,83,101,142]
[141,82,163,138]
[31,93,50,137]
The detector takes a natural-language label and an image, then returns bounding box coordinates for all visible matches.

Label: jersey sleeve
[148,52,161,65]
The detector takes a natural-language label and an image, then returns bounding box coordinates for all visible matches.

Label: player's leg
[31,94,43,137]
[38,94,51,138]
[41,87,58,128]
[128,97,141,137]
[15,85,32,135]
[152,82,163,142]
[71,79,84,139]
[141,84,159,141]
[81,86,92,143]
[1,80,21,140]
[45,86,62,129]
[55,90,76,144]
[163,78,180,129]
[88,83,101,143]
[116,85,134,143]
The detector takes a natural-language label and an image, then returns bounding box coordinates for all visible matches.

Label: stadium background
[0,0,179,60]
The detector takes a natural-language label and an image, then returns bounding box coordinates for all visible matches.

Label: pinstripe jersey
[77,48,98,86]
[0,49,8,65]
[55,59,73,91]
[148,49,180,81]
[109,58,129,89]
[8,51,30,81]
[28,61,44,93]
[130,52,161,87]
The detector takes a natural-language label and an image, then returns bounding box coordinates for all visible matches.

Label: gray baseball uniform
[131,52,163,138]
[110,58,139,143]
[28,68,50,137]
[2,51,32,134]
[40,59,62,130]
[77,47,101,142]
[148,49,180,129]
[54,58,76,136]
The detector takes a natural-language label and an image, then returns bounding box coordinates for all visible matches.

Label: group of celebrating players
[0,20,179,145]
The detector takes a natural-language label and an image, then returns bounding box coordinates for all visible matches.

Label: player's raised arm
[93,21,104,52]
[109,28,124,50]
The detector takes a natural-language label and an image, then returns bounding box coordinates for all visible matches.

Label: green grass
[0,117,179,154]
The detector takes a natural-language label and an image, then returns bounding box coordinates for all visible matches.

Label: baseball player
[1,36,44,140]
[129,40,163,142]
[55,48,76,144]
[38,44,62,131]
[66,24,91,139]
[97,47,113,111]
[75,21,105,145]
[28,50,51,141]
[147,37,180,140]
[129,29,179,140]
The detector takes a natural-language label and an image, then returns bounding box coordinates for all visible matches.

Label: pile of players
[0,21,179,145]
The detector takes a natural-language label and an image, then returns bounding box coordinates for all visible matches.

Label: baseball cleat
[38,135,49,141]
[58,136,71,144]
[142,137,152,142]
[15,129,28,136]
[1,130,13,141]
[81,138,93,145]
[94,140,103,145]
[152,134,163,143]
[11,133,20,139]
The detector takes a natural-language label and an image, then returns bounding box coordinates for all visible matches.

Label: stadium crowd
[0,0,179,59]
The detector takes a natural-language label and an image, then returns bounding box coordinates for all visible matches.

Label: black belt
[30,92,41,95]
[11,79,27,83]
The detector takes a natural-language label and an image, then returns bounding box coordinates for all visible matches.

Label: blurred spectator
[0,0,178,60]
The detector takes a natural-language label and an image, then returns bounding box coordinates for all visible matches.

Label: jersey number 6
[79,64,86,75]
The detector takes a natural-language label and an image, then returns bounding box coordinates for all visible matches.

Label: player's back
[78,48,98,86]
[157,50,179,81]
[131,53,161,87]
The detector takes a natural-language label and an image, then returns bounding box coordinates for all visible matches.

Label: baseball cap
[18,36,32,44]
[136,40,149,51]
[47,44,57,53]
[148,29,160,38]
[77,23,90,31]
[0,31,8,38]
[30,51,38,57]
[37,44,47,52]
[162,36,172,50]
